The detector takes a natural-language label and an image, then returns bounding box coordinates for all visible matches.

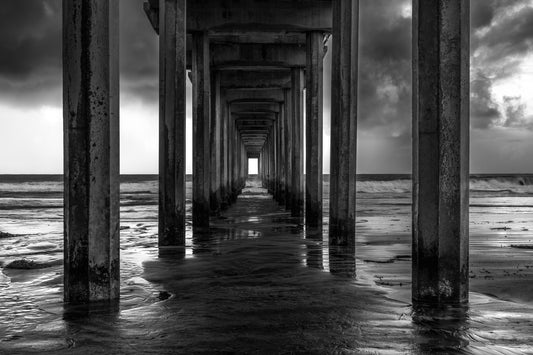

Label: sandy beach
[1,176,533,353]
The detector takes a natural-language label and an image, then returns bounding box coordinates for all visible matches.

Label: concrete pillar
[192,32,211,227]
[268,132,274,193]
[291,68,304,217]
[63,0,119,303]
[231,113,239,202]
[227,102,233,204]
[306,31,325,228]
[273,116,279,200]
[329,0,358,246]
[278,104,286,205]
[237,137,242,192]
[412,0,470,304]
[284,89,293,210]
[210,71,221,214]
[220,91,228,209]
[159,0,186,247]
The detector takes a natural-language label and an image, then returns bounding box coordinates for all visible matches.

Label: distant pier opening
[248,158,258,175]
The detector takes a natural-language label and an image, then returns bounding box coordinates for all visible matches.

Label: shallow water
[1,176,533,353]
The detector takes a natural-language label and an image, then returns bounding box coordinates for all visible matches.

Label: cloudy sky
[0,0,532,174]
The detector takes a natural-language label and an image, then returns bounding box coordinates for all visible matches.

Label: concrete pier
[412,0,470,304]
[159,0,186,246]
[192,32,211,227]
[329,0,358,245]
[58,0,475,308]
[63,0,119,303]
[305,31,325,227]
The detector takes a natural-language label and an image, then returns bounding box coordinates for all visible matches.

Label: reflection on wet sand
[1,178,533,353]
[411,303,470,353]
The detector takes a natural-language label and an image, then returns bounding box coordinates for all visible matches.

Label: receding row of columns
[63,0,470,305]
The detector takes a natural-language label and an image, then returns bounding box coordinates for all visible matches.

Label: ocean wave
[354,175,533,194]
[2,174,533,196]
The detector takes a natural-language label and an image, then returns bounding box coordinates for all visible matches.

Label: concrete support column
[284,89,293,210]
[237,138,243,192]
[329,0,358,246]
[291,68,304,217]
[306,31,325,228]
[273,116,279,200]
[227,102,234,204]
[278,103,286,205]
[268,132,274,193]
[231,115,239,201]
[159,0,186,246]
[192,32,211,227]
[210,71,221,214]
[63,0,119,303]
[220,91,228,209]
[412,0,470,304]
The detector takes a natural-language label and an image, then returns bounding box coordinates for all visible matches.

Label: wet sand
[1,178,533,353]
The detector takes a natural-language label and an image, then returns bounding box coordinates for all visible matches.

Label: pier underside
[62,0,470,307]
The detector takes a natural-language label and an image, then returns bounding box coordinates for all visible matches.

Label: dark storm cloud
[357,0,412,141]
[473,1,533,61]
[0,0,61,80]
[470,73,502,129]
[119,0,159,104]
[0,0,62,106]
[355,0,533,135]
[471,0,533,130]
[0,0,158,107]
[1,0,532,130]
[502,96,531,129]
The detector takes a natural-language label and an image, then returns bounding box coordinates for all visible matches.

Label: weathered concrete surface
[159,0,186,246]
[290,69,304,218]
[144,0,332,33]
[305,31,325,228]
[220,91,229,209]
[329,0,358,247]
[412,0,470,305]
[210,44,307,69]
[219,71,291,90]
[210,72,221,214]
[192,32,211,227]
[63,0,119,303]
[283,89,293,211]
[278,103,286,205]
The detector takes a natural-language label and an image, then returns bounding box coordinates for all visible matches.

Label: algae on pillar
[412,0,470,305]
[63,0,120,303]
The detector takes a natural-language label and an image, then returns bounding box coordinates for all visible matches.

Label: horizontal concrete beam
[226,89,285,103]
[145,0,332,33]
[230,102,281,113]
[185,43,307,69]
[212,44,306,67]
[233,110,279,115]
